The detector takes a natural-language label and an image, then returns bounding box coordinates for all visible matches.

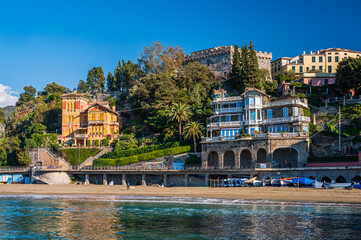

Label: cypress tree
[248,41,259,87]
[230,45,243,92]
[241,44,250,89]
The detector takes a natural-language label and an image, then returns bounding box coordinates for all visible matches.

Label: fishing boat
[252,179,263,187]
[292,177,315,186]
[353,183,361,189]
[263,179,271,186]
[271,178,281,186]
[323,182,352,189]
[222,179,230,187]
[312,180,324,188]
[280,177,296,186]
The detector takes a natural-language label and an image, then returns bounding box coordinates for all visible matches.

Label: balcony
[212,96,243,104]
[214,107,243,114]
[262,116,310,124]
[265,99,308,108]
[207,121,243,128]
[88,120,105,124]
[111,121,119,126]
[80,121,88,127]
[74,134,88,138]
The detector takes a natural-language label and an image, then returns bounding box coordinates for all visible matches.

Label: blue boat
[353,183,361,189]
[292,177,315,186]
[223,179,230,187]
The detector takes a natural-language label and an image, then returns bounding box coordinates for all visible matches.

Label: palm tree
[167,103,191,141]
[183,121,204,152]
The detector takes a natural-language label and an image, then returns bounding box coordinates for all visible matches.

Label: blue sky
[0,0,360,106]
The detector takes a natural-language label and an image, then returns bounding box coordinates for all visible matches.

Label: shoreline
[1,184,361,205]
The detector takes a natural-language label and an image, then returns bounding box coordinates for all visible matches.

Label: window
[292,66,295,71]
[335,56,339,62]
[299,66,303,73]
[225,115,230,122]
[325,79,329,85]
[283,108,288,117]
[267,110,272,119]
[294,107,299,117]
[251,111,256,120]
[328,56,332,62]
[319,66,323,71]
[319,56,323,62]
[236,102,242,108]
[245,98,249,105]
[312,66,315,71]
[328,66,332,73]
[249,97,255,105]
[312,56,316,62]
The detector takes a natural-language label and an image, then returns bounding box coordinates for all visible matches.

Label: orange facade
[60,92,120,146]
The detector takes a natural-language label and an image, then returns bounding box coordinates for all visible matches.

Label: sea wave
[0,194,361,208]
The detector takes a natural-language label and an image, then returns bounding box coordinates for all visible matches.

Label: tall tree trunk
[193,136,196,152]
[179,121,182,142]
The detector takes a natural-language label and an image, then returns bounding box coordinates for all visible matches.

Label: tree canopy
[336,57,361,94]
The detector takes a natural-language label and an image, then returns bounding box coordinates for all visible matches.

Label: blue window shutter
[251,111,256,120]
[226,116,230,122]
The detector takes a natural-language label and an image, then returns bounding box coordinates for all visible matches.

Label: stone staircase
[79,147,113,168]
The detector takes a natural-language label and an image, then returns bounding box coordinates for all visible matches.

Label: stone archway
[256,148,267,164]
[273,148,298,168]
[224,150,235,169]
[207,151,218,169]
[240,149,252,168]
[321,176,331,183]
[336,175,346,183]
[352,176,361,183]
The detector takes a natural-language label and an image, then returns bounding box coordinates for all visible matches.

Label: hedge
[101,142,180,159]
[308,156,359,163]
[60,148,102,165]
[94,146,191,166]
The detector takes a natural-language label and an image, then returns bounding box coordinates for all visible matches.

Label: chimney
[112,106,116,111]
[310,51,313,54]
[303,51,305,55]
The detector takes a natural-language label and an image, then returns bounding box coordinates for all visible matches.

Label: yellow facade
[60,92,120,146]
[271,48,361,78]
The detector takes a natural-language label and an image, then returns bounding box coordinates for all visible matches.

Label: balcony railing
[262,116,310,124]
[88,120,105,124]
[202,132,309,142]
[111,121,119,126]
[214,107,243,114]
[207,121,243,128]
[74,134,88,138]
[212,96,243,104]
[265,99,308,108]
[80,122,88,126]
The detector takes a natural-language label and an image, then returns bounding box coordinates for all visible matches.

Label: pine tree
[230,45,243,92]
[248,41,259,87]
[240,44,250,89]
[106,72,116,91]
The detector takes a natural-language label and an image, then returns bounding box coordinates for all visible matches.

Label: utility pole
[339,107,342,152]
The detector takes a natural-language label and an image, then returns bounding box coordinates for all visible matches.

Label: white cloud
[0,84,18,107]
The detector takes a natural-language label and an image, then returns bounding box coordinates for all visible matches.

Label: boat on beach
[271,178,281,186]
[312,180,324,188]
[280,178,295,186]
[292,177,315,186]
[324,182,352,189]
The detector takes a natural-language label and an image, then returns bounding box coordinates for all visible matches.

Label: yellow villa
[60,91,120,146]
[271,48,361,79]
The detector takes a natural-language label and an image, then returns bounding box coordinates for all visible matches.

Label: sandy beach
[0,184,361,204]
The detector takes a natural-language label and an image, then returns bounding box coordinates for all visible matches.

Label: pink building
[299,73,336,86]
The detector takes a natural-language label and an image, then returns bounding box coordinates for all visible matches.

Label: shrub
[103,138,110,146]
[95,140,99,147]
[101,142,180,159]
[60,148,102,165]
[86,140,91,147]
[94,146,191,166]
[185,154,201,164]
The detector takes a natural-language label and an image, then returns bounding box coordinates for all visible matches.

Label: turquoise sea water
[0,195,360,239]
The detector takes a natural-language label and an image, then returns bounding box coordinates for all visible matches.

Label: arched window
[92,113,96,120]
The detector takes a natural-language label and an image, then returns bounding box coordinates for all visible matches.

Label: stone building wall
[185,45,272,79]
[201,135,309,169]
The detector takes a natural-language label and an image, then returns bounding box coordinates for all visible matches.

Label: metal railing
[111,121,119,126]
[203,132,309,142]
[88,120,105,124]
[262,116,310,124]
[265,99,308,108]
[212,96,243,104]
[74,134,88,138]
[0,167,30,172]
[207,121,243,128]
[214,107,243,113]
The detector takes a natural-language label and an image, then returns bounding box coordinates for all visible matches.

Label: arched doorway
[207,151,218,169]
[256,149,267,164]
[351,176,361,183]
[272,148,298,168]
[240,149,252,168]
[224,150,235,169]
[336,176,346,183]
[309,176,315,180]
[321,176,331,183]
